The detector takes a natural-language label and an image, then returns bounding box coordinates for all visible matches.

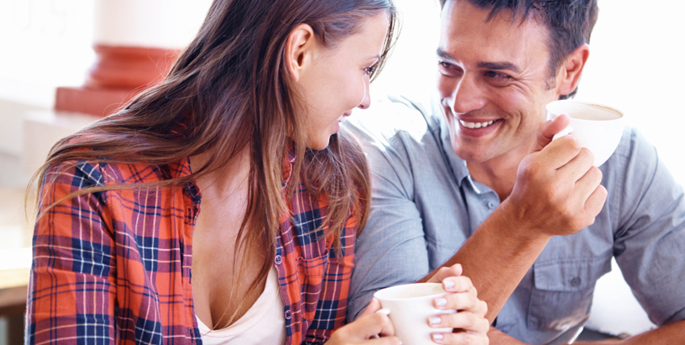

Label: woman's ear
[285,24,316,82]
[557,44,590,96]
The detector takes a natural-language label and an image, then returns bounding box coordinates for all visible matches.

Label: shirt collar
[430,94,472,189]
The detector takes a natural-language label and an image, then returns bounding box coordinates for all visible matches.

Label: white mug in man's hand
[546,100,624,167]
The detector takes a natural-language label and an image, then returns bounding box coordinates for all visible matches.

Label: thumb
[359,298,383,318]
[530,114,570,153]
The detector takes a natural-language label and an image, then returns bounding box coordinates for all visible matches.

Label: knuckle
[566,136,582,151]
[579,147,594,161]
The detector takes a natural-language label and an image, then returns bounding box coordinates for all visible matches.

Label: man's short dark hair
[440,0,599,98]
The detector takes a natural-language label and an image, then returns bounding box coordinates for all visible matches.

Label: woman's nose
[357,77,371,109]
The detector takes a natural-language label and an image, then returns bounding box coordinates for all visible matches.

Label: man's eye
[484,71,511,80]
[438,60,461,77]
[438,61,455,70]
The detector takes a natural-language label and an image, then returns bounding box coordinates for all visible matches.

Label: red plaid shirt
[26,151,357,345]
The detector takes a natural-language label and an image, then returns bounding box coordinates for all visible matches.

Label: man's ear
[557,44,590,96]
[284,24,316,82]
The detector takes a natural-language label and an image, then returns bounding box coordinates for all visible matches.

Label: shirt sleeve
[344,121,431,322]
[303,211,358,345]
[26,162,118,344]
[612,129,685,326]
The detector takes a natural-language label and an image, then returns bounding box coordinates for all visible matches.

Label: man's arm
[422,116,607,323]
[487,319,685,344]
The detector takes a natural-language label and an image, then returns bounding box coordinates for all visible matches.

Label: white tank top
[196,267,286,345]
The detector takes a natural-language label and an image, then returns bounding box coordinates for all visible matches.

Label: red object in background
[55,45,180,117]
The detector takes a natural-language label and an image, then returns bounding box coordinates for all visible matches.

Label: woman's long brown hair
[31,0,397,329]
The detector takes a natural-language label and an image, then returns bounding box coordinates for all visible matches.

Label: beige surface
[0,188,33,290]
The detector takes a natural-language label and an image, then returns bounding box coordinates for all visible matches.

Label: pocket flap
[533,258,611,292]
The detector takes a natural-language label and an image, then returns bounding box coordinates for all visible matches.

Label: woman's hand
[326,298,401,345]
[427,264,490,344]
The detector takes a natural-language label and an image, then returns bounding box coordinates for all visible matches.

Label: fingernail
[444,280,454,289]
[435,297,447,307]
[432,333,444,341]
[429,316,441,325]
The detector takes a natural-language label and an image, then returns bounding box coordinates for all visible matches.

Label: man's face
[437,0,565,165]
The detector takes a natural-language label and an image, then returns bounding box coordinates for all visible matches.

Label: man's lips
[458,118,501,129]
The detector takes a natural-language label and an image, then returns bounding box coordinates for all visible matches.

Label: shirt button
[274,255,282,265]
[487,202,496,209]
[570,277,582,287]
[284,310,292,320]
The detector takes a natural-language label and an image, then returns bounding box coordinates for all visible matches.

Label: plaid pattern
[26,152,358,345]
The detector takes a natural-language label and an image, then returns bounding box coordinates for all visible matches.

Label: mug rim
[546,99,623,122]
[373,282,447,301]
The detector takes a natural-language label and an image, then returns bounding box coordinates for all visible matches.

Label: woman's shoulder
[44,156,192,189]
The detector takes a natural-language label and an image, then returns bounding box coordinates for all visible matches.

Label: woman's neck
[191,146,251,199]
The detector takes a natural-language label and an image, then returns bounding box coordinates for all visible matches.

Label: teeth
[459,119,496,129]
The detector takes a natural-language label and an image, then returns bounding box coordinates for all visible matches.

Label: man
[345,0,685,344]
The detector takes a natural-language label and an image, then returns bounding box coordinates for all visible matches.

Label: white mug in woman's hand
[374,283,455,345]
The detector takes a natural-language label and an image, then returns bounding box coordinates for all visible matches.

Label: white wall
[0,0,211,187]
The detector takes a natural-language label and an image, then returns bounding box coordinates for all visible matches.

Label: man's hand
[503,114,607,238]
[426,264,490,344]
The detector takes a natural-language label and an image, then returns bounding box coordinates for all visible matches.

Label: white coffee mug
[546,100,624,167]
[374,283,454,345]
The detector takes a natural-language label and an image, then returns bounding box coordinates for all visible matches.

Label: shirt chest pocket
[527,258,611,331]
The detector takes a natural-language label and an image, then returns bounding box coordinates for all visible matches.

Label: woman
[26,0,488,344]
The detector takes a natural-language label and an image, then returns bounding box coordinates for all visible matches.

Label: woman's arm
[26,163,118,344]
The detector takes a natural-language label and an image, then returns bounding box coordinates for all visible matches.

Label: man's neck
[466,148,529,201]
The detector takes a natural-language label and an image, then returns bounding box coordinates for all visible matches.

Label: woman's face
[295,12,390,150]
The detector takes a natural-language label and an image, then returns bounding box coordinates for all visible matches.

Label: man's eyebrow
[477,61,520,73]
[436,48,456,62]
[437,48,520,73]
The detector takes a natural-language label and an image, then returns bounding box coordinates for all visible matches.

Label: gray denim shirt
[344,93,685,344]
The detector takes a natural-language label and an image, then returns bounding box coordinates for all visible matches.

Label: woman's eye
[364,66,376,75]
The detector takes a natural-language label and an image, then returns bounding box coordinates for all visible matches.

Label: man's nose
[449,75,486,114]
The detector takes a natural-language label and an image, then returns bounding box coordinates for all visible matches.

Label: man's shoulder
[604,126,657,174]
[345,93,441,146]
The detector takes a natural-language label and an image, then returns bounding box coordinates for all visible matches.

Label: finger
[428,264,463,283]
[429,311,490,334]
[344,312,395,339]
[435,294,488,320]
[363,336,403,345]
[360,298,383,318]
[354,299,396,338]
[572,165,603,204]
[556,147,595,183]
[584,185,607,218]
[434,291,479,312]
[530,114,570,153]
[431,331,489,345]
[440,276,474,294]
[535,134,584,169]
